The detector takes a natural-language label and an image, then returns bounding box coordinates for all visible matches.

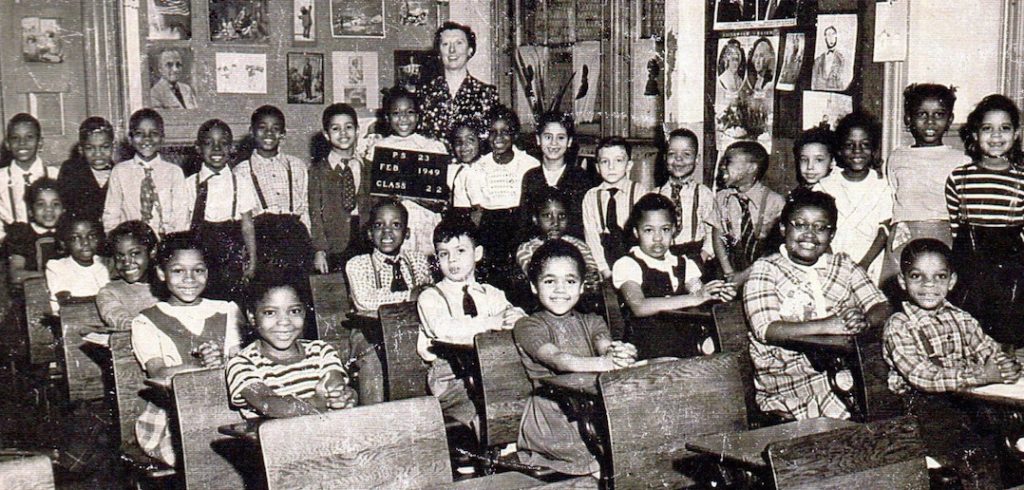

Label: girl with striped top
[226,279,356,419]
[944,94,1024,346]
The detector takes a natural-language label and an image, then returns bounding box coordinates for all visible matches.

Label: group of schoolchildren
[6,79,1024,479]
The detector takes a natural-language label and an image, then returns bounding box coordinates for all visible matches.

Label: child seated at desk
[345,198,431,404]
[516,188,600,286]
[612,194,735,359]
[45,216,109,313]
[227,279,357,419]
[883,238,1021,483]
[417,216,525,429]
[6,178,62,288]
[96,221,159,331]
[513,240,636,475]
[743,189,891,421]
[131,232,244,466]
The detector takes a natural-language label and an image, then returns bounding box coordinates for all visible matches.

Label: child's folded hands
[195,341,224,368]
[316,373,357,409]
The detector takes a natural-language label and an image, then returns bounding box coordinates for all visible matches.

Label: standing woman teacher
[420,22,499,141]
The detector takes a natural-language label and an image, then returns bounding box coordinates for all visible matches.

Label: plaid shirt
[234,151,310,230]
[883,301,1010,394]
[744,249,887,420]
[345,249,433,316]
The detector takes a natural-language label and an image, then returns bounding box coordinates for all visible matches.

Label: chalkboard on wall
[370,148,450,201]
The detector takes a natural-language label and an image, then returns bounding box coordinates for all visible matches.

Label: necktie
[732,192,756,265]
[670,182,684,234]
[171,82,187,108]
[463,285,478,317]
[140,166,164,234]
[386,257,409,292]
[606,188,621,234]
[191,173,214,229]
[340,162,356,212]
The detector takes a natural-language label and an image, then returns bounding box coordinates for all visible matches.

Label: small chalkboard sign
[370,148,449,201]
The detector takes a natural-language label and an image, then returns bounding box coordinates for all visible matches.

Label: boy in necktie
[417,216,525,430]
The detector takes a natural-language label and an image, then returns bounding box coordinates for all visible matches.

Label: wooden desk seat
[108,332,176,482]
[599,353,748,489]
[57,296,107,403]
[711,301,785,428]
[23,276,56,365]
[601,282,626,342]
[378,301,430,401]
[309,272,353,345]
[0,453,55,490]
[171,367,248,489]
[766,415,928,489]
[258,396,544,489]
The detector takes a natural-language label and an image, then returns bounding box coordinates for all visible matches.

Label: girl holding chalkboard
[369,87,448,257]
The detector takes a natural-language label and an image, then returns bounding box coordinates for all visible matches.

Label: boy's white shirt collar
[132,154,165,168]
[10,157,47,176]
[902,300,953,320]
[327,150,356,169]
[198,165,228,180]
[437,276,482,292]
[598,177,633,191]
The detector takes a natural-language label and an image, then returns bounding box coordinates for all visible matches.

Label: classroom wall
[0,0,91,165]
[124,0,489,159]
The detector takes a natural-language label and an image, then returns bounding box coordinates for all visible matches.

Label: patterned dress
[419,74,499,141]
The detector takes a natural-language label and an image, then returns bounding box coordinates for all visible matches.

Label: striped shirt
[883,301,1011,394]
[226,339,347,419]
[944,163,1024,234]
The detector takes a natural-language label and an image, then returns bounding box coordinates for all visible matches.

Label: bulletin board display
[123,0,442,155]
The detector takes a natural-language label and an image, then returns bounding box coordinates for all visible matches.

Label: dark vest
[628,251,687,298]
[139,304,228,364]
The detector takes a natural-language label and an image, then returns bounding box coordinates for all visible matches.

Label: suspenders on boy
[7,164,56,222]
[248,160,294,216]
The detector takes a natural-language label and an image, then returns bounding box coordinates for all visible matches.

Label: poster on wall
[330,0,385,38]
[514,45,549,126]
[215,52,267,94]
[811,14,857,92]
[147,0,192,40]
[802,91,853,130]
[713,35,778,152]
[209,0,270,43]
[287,53,324,104]
[713,0,798,31]
[147,46,197,109]
[394,50,440,94]
[776,32,805,91]
[332,51,380,110]
[399,0,434,26]
[293,0,316,42]
[874,0,908,62]
[21,17,64,63]
[572,41,600,124]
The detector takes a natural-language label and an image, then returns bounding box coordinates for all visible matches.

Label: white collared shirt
[184,165,256,223]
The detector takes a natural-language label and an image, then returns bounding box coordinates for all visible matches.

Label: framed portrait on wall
[21,17,64,63]
[399,0,434,27]
[147,45,198,110]
[332,51,380,110]
[776,32,805,91]
[146,0,192,40]
[293,0,316,42]
[330,0,385,38]
[712,0,797,31]
[810,14,857,92]
[287,53,324,104]
[209,0,270,43]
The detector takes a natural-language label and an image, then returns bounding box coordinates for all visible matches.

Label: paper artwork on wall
[332,51,380,110]
[395,50,440,95]
[293,0,316,42]
[330,0,385,38]
[215,52,267,94]
[399,0,434,26]
[811,13,857,92]
[514,45,549,126]
[148,46,198,109]
[802,91,853,130]
[209,0,270,43]
[21,17,65,63]
[287,53,324,104]
[572,41,600,124]
[713,0,798,31]
[776,33,805,91]
[146,0,192,40]
[874,0,908,62]
[713,35,778,152]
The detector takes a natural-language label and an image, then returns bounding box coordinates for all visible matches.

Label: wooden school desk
[538,372,605,458]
